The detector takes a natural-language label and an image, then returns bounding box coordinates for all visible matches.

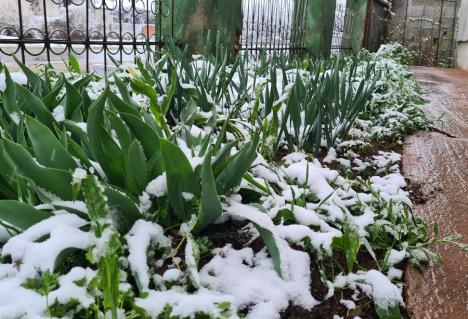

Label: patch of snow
[125,220,171,290]
[2,214,91,271]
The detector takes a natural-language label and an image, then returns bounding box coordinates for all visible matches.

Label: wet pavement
[403,67,468,319]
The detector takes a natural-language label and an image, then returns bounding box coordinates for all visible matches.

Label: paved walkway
[403,67,468,319]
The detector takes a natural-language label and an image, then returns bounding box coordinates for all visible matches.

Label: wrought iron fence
[240,0,309,56]
[0,0,171,73]
[331,3,354,54]
[1,0,360,69]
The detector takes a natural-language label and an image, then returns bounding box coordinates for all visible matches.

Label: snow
[200,245,317,319]
[284,205,336,232]
[0,72,27,92]
[182,192,195,201]
[52,105,65,122]
[10,112,21,125]
[2,214,91,272]
[136,288,236,318]
[125,220,171,290]
[139,173,168,212]
[72,168,88,185]
[387,249,408,266]
[277,224,339,253]
[0,264,47,319]
[185,235,201,288]
[90,227,114,260]
[49,267,96,308]
[162,268,183,282]
[145,173,167,197]
[216,202,318,318]
[340,299,356,310]
[370,173,412,206]
[334,270,404,310]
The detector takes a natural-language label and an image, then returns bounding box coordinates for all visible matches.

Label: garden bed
[0,44,450,319]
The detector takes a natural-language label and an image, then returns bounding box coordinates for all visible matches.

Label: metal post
[86,0,90,73]
[119,0,123,64]
[103,0,107,75]
[42,0,50,63]
[16,0,25,63]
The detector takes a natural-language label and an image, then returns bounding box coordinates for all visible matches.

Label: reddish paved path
[403,67,468,319]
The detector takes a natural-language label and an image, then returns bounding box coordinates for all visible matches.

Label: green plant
[332,221,361,273]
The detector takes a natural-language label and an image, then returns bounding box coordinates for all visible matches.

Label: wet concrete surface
[403,67,468,319]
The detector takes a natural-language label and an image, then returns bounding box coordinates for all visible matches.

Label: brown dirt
[403,67,468,319]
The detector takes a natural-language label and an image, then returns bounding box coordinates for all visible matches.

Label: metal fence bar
[16,0,25,63]
[240,0,309,57]
[42,0,51,63]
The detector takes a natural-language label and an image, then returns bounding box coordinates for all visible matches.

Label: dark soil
[405,178,427,205]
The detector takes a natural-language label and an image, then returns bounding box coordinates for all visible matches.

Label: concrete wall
[457,43,468,70]
[457,0,468,70]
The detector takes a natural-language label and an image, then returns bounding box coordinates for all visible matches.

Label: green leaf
[24,116,77,171]
[107,111,133,151]
[64,80,82,120]
[113,75,138,108]
[375,304,402,319]
[42,78,65,110]
[0,200,52,231]
[118,112,161,159]
[216,133,259,195]
[104,186,142,234]
[16,84,54,128]
[180,99,197,125]
[3,69,21,119]
[14,56,45,95]
[3,139,74,200]
[64,135,92,167]
[0,136,16,181]
[72,74,95,91]
[332,222,360,273]
[68,54,81,74]
[125,140,147,195]
[256,223,282,276]
[87,88,125,186]
[162,69,177,115]
[160,140,200,221]
[108,90,140,117]
[197,150,222,232]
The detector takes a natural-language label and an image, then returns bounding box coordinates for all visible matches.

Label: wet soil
[403,67,468,319]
